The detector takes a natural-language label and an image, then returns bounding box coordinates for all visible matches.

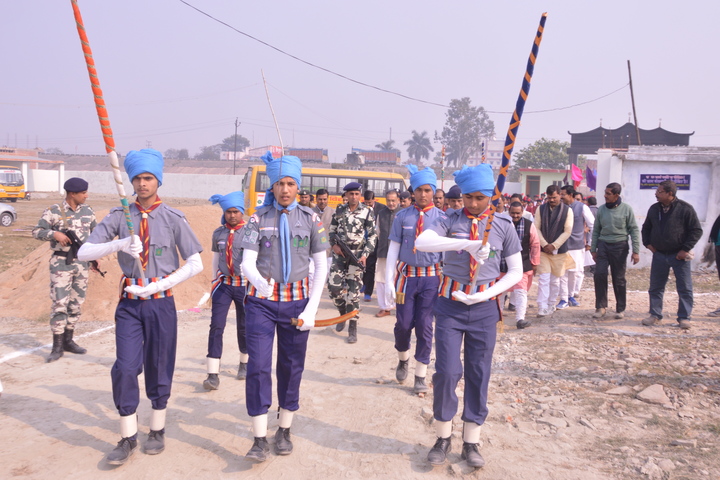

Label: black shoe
[461,442,485,468]
[274,427,293,455]
[336,321,346,332]
[395,360,409,383]
[236,362,247,380]
[427,436,451,465]
[203,373,220,390]
[106,436,138,465]
[347,320,358,344]
[413,375,429,394]
[508,303,516,312]
[246,437,270,462]
[145,429,165,455]
[62,328,87,354]
[47,334,64,363]
[516,319,532,329]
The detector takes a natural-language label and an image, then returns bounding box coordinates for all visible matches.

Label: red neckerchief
[225,219,245,273]
[135,197,163,270]
[413,204,434,253]
[463,207,492,281]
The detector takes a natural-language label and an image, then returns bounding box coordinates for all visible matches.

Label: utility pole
[233,118,241,175]
[627,60,641,146]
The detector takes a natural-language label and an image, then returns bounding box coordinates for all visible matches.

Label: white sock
[415,362,428,378]
[278,408,294,429]
[398,350,410,361]
[239,353,249,363]
[150,408,166,431]
[207,357,220,374]
[463,422,482,443]
[435,420,452,439]
[251,414,268,437]
[120,414,138,438]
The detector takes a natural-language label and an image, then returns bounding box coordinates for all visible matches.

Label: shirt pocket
[292,228,311,252]
[149,228,173,259]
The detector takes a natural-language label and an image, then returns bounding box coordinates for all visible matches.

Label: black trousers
[362,253,377,296]
[594,240,629,312]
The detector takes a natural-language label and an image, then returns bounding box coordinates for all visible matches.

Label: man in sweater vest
[508,202,541,328]
[534,185,574,317]
[590,183,640,319]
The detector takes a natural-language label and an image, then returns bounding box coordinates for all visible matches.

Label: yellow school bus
[0,166,27,202]
[242,165,407,216]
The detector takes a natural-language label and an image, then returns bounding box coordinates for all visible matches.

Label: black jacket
[641,198,703,254]
[709,214,720,244]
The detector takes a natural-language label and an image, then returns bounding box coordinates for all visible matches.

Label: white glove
[465,242,491,266]
[452,289,492,305]
[120,235,143,258]
[124,279,167,299]
[255,278,274,298]
[296,310,315,331]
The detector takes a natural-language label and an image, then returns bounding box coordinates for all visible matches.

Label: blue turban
[407,164,437,193]
[124,149,164,186]
[453,164,495,196]
[209,191,245,214]
[261,151,303,206]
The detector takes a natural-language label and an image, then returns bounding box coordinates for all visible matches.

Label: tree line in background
[41,98,574,170]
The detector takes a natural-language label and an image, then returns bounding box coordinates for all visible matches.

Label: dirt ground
[1,194,719,479]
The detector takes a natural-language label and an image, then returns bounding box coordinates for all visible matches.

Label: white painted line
[0,325,115,364]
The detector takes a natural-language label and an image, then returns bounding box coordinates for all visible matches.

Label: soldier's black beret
[64,177,89,193]
[343,182,362,192]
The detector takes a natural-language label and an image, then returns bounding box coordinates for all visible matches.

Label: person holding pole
[415,164,522,468]
[79,149,203,465]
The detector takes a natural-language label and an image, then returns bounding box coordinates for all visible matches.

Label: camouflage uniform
[327,203,377,316]
[32,201,97,334]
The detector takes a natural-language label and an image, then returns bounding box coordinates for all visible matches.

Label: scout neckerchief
[413,204,434,253]
[275,199,298,284]
[463,207,491,282]
[225,219,246,274]
[135,196,163,270]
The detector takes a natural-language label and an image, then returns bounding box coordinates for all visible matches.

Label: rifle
[335,238,365,271]
[62,229,105,276]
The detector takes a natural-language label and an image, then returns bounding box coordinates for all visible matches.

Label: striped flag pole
[482,12,548,245]
[70,0,145,282]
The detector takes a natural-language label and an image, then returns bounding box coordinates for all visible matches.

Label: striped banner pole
[482,12,548,245]
[70,0,145,282]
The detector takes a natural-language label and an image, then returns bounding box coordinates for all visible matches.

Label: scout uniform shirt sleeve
[310,212,330,254]
[241,214,261,252]
[86,207,124,244]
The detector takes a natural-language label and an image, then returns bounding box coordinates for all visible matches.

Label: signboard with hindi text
[639,174,690,190]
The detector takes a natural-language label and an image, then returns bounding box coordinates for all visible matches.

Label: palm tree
[404,130,434,163]
[375,139,396,151]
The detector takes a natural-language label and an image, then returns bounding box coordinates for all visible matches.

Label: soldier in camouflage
[327,181,377,343]
[32,177,97,362]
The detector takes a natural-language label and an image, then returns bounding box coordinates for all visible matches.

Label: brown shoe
[375,310,390,318]
[642,316,660,326]
[592,308,606,319]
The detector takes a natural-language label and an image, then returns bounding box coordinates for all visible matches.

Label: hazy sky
[3,1,718,163]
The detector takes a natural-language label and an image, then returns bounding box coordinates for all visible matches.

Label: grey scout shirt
[241,205,328,284]
[389,206,443,266]
[429,210,521,285]
[87,203,202,278]
[212,225,245,277]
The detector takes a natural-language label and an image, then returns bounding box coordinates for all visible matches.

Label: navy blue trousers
[207,283,247,358]
[244,295,309,416]
[394,276,439,365]
[112,296,177,416]
[432,296,499,425]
